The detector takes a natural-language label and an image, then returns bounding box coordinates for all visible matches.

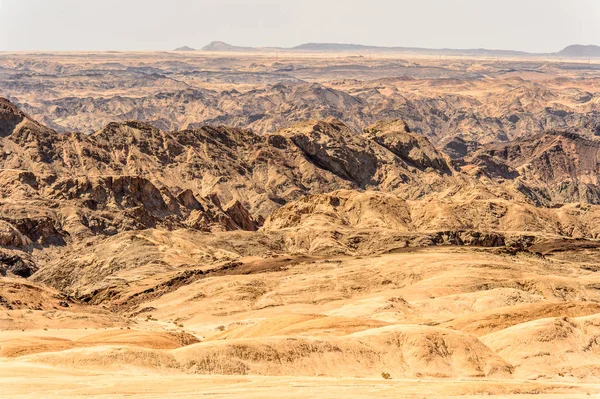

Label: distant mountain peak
[202,41,256,52]
[557,44,600,58]
[173,46,196,51]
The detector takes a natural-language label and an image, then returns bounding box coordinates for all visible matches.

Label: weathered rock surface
[364,120,452,173]
[464,131,600,205]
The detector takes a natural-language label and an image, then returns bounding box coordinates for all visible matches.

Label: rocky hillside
[0,98,463,276]
[2,97,600,280]
[0,96,460,224]
[464,131,600,204]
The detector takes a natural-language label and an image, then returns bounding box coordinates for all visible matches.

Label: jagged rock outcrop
[0,98,26,137]
[223,200,261,231]
[0,98,467,224]
[465,131,600,205]
[2,97,600,280]
[364,120,452,173]
[0,251,37,278]
[440,136,480,159]
[0,221,31,247]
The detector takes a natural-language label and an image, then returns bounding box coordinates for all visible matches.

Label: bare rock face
[465,131,600,205]
[48,176,170,212]
[364,120,452,174]
[223,200,261,231]
[92,121,186,165]
[441,136,480,159]
[277,119,458,193]
[279,120,382,188]
[0,98,55,142]
[0,221,31,247]
[462,154,520,180]
[0,251,37,278]
[0,98,25,137]
[0,100,267,243]
[2,97,598,245]
[0,211,66,247]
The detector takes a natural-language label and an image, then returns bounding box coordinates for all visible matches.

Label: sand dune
[482,314,600,379]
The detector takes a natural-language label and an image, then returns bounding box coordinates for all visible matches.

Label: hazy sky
[0,0,598,52]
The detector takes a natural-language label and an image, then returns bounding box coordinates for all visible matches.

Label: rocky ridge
[0,97,599,283]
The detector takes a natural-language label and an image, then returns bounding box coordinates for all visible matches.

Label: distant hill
[557,44,600,58]
[200,41,532,57]
[198,41,600,59]
[173,46,196,51]
[292,43,377,52]
[202,41,257,52]
[292,43,530,57]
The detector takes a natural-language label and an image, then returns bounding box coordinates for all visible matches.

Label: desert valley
[2,43,600,398]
